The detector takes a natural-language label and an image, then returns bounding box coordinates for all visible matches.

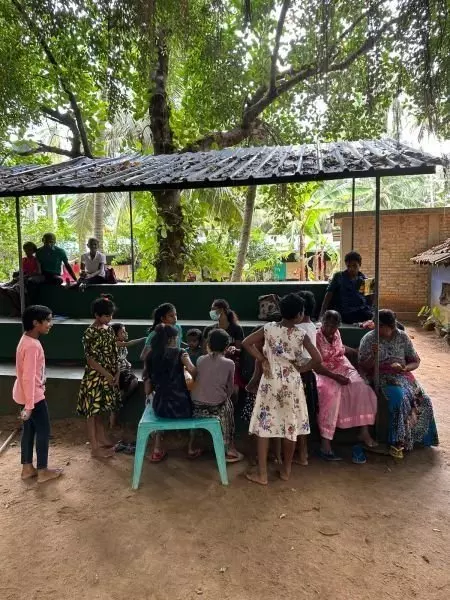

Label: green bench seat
[9,281,329,320]
[0,317,367,365]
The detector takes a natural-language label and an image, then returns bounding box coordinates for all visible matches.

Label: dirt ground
[0,325,449,600]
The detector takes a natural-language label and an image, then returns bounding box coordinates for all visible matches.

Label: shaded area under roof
[0,138,443,198]
[411,238,450,266]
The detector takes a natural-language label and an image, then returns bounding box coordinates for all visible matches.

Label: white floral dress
[249,322,310,441]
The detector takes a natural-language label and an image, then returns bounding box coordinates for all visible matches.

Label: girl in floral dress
[243,294,322,485]
[77,295,121,458]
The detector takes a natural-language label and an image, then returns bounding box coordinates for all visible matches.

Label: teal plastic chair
[132,404,229,488]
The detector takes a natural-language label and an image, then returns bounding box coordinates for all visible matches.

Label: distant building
[334,207,450,319]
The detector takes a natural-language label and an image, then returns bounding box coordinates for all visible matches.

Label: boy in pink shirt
[13,305,63,483]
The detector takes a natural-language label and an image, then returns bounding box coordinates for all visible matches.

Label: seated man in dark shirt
[30,232,77,285]
[319,251,373,324]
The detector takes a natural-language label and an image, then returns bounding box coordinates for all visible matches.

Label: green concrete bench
[12,281,328,320]
[0,317,367,364]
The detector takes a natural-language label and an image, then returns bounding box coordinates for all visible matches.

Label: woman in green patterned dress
[77,295,121,458]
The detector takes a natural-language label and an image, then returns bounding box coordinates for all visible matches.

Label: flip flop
[352,445,367,464]
[149,450,168,463]
[226,451,244,463]
[317,449,343,462]
[187,449,202,460]
[389,445,404,459]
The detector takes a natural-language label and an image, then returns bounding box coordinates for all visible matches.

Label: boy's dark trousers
[21,400,50,469]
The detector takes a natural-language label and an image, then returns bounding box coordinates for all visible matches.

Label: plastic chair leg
[206,424,228,486]
[132,426,152,489]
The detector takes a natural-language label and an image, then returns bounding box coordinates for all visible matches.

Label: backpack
[258,294,280,320]
[104,266,117,284]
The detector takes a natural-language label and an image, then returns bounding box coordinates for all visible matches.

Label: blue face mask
[209,309,220,321]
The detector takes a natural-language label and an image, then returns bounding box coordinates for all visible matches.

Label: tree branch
[327,0,390,62]
[11,0,92,158]
[41,106,82,156]
[15,142,79,158]
[270,0,291,91]
[185,10,402,153]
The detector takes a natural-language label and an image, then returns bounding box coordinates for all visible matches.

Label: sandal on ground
[187,449,203,459]
[149,450,168,463]
[389,445,404,459]
[317,449,343,462]
[226,451,244,463]
[352,445,367,464]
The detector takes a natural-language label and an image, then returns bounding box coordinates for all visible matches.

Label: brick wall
[336,208,450,316]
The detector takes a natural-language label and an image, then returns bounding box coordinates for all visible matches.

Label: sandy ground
[0,325,449,600]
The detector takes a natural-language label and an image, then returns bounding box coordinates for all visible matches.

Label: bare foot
[278,468,291,481]
[37,468,63,483]
[91,448,115,459]
[21,465,38,480]
[246,472,268,485]
[293,456,309,466]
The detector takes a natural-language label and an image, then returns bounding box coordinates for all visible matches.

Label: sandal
[389,445,404,459]
[226,451,244,463]
[352,445,367,464]
[317,449,343,462]
[187,449,202,460]
[149,450,168,463]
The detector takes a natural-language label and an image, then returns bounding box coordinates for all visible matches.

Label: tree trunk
[153,189,185,281]
[298,226,305,281]
[231,186,257,282]
[93,192,105,250]
[148,33,185,281]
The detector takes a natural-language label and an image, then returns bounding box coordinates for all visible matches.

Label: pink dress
[316,329,377,440]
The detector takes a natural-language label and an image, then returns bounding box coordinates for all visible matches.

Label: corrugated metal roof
[411,238,450,265]
[0,138,443,198]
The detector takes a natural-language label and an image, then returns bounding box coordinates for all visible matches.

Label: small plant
[418,305,444,333]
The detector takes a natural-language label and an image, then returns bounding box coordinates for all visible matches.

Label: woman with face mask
[203,299,244,351]
[203,299,245,391]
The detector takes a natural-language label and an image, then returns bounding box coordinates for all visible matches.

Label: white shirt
[297,321,318,361]
[81,251,106,278]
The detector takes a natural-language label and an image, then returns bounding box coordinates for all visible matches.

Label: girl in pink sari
[315,311,377,460]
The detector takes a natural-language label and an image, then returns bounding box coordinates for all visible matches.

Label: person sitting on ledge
[30,233,77,286]
[80,238,106,285]
[319,251,373,325]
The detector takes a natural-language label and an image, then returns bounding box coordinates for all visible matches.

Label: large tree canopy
[0,0,448,278]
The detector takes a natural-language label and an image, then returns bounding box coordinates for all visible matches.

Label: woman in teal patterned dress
[77,295,121,458]
[359,309,438,459]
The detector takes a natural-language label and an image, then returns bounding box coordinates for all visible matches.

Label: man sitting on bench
[30,233,78,286]
[319,251,373,325]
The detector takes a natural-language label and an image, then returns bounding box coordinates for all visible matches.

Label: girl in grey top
[190,329,243,463]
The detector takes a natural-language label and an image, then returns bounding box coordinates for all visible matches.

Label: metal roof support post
[374,177,381,394]
[15,196,25,318]
[351,178,356,250]
[129,191,135,283]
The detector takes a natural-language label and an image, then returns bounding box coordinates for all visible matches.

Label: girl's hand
[105,372,115,386]
[391,362,404,373]
[262,359,271,377]
[20,408,32,421]
[335,374,350,385]
[371,343,379,355]
[114,372,120,387]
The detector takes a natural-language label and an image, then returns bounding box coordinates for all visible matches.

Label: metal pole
[15,196,25,317]
[129,191,135,283]
[351,178,356,251]
[374,177,381,394]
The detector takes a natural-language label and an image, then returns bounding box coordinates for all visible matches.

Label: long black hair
[212,298,239,325]
[149,303,176,333]
[147,324,179,377]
